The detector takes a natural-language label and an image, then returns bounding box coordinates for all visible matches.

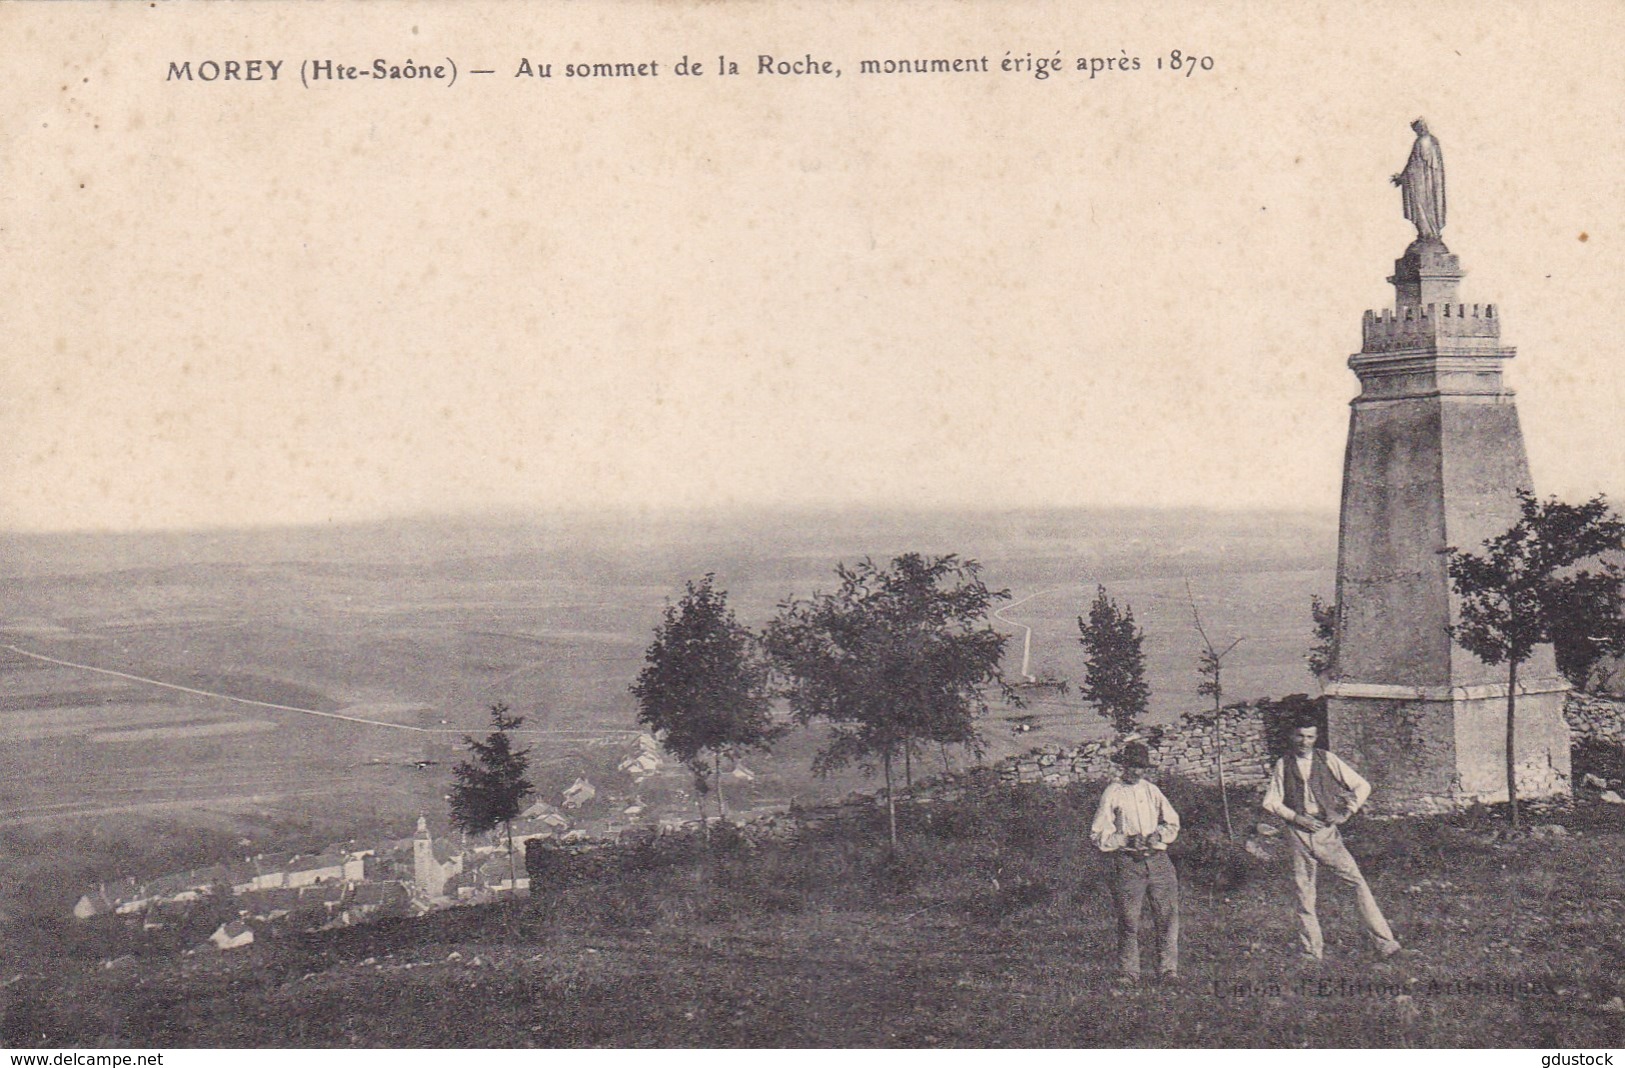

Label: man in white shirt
[1091,741,1181,985]
[1262,718,1403,962]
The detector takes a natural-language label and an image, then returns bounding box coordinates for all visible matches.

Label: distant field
[0,687,161,713]
[0,507,1337,919]
[86,719,279,743]
[4,702,213,741]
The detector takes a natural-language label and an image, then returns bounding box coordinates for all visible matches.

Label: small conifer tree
[1077,585,1150,739]
[449,703,535,892]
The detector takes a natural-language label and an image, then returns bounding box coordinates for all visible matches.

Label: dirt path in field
[991,587,1071,681]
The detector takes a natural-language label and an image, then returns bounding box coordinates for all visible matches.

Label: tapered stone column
[1325,237,1571,813]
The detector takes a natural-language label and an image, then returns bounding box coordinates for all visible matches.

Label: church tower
[1325,123,1570,811]
[412,815,442,899]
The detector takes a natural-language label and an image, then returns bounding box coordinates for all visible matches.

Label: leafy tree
[1307,595,1338,684]
[764,553,1012,846]
[1077,585,1150,738]
[449,703,535,892]
[1446,490,1625,828]
[630,574,778,836]
[1545,574,1625,690]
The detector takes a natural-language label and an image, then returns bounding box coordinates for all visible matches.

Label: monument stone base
[1328,681,1571,814]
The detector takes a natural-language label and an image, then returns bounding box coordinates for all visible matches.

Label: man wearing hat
[1091,740,1181,985]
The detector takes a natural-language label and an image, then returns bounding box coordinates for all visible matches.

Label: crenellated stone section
[1360,302,1501,352]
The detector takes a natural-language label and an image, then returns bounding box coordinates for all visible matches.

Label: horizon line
[0,501,1344,539]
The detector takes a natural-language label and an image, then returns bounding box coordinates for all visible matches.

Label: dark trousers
[1112,850,1180,978]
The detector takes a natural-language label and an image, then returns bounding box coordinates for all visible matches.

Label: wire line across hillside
[0,643,635,737]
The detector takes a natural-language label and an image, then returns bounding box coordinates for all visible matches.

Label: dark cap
[1114,741,1152,768]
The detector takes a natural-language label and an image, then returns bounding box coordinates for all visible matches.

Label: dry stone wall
[959,705,1273,793]
[527,694,1625,885]
[1565,693,1625,747]
[526,705,1280,885]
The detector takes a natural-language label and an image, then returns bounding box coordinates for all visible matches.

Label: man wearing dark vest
[1262,718,1403,962]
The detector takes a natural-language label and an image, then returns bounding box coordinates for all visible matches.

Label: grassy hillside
[7,779,1625,1048]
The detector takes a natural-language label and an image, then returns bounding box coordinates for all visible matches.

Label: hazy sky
[4,1,1622,532]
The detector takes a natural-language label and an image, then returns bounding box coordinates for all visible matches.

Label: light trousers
[1288,824,1399,958]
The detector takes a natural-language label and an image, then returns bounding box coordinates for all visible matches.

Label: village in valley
[65,731,770,950]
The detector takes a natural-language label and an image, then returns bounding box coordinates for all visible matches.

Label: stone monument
[1324,120,1571,812]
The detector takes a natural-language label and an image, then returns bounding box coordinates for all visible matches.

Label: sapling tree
[1446,490,1625,828]
[1187,580,1243,839]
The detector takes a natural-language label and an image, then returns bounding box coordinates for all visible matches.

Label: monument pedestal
[1328,684,1570,814]
[1326,239,1571,813]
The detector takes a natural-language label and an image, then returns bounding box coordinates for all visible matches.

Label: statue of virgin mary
[1392,118,1446,240]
